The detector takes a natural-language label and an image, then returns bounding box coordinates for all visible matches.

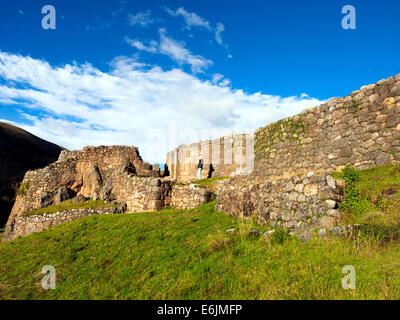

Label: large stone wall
[4,146,160,240]
[4,145,213,241]
[166,74,400,184]
[215,172,344,237]
[214,73,400,235]
[103,172,212,212]
[7,146,159,219]
[252,73,400,181]
[166,133,253,181]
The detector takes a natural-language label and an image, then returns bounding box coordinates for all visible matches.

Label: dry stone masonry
[170,184,212,210]
[4,146,210,240]
[214,73,400,236]
[166,133,253,181]
[252,74,400,180]
[7,207,121,240]
[216,172,344,237]
[4,73,400,241]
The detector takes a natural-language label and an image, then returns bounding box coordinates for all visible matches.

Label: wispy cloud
[158,29,212,73]
[165,6,229,52]
[165,7,211,30]
[128,10,160,27]
[0,51,323,164]
[126,29,213,73]
[125,38,158,53]
[215,23,225,46]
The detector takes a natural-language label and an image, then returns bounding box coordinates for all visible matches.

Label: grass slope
[1,200,400,300]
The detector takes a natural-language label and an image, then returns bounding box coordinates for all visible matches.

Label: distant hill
[0,122,63,226]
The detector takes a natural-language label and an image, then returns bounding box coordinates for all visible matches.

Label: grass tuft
[191,176,230,191]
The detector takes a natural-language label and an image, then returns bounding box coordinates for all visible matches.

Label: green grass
[16,180,30,197]
[22,199,118,217]
[191,176,230,191]
[333,164,400,226]
[1,201,400,299]
[332,163,400,243]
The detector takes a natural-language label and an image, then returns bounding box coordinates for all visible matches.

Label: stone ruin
[4,146,211,240]
[4,72,400,241]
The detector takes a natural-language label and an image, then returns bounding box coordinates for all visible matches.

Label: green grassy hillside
[1,196,400,300]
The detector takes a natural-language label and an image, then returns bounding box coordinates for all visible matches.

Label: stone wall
[105,171,212,211]
[166,74,400,182]
[170,184,212,210]
[105,173,170,212]
[215,172,344,236]
[6,207,119,241]
[4,144,213,241]
[166,133,253,181]
[4,145,160,240]
[252,73,400,181]
[215,74,400,234]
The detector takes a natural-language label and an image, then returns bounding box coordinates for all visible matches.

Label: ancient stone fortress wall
[6,207,120,241]
[252,73,400,181]
[216,172,344,238]
[4,145,211,240]
[6,146,158,229]
[216,73,400,236]
[166,133,253,181]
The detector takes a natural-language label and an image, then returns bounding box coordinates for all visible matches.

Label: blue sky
[0,0,400,163]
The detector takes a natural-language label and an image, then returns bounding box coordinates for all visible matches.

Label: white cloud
[158,29,212,73]
[126,29,213,73]
[212,73,230,87]
[0,51,323,164]
[165,7,228,49]
[165,7,211,30]
[212,73,223,84]
[125,38,158,53]
[128,10,157,27]
[215,23,225,45]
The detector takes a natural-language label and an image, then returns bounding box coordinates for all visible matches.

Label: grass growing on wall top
[1,200,400,299]
[191,176,230,191]
[16,180,30,197]
[333,163,400,242]
[22,199,118,217]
